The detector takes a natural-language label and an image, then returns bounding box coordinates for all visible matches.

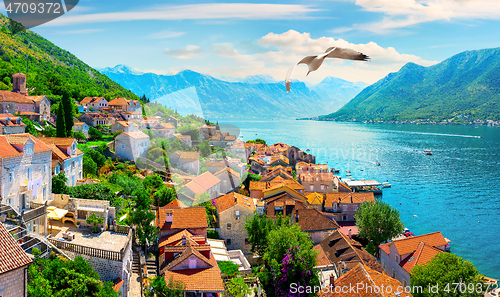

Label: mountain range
[100,65,367,119]
[320,48,500,123]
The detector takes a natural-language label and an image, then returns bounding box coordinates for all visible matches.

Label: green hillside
[0,14,139,101]
[320,48,500,123]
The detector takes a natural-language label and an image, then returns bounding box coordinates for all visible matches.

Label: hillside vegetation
[320,48,500,123]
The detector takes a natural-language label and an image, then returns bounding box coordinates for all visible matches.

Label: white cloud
[146,30,185,39]
[39,3,319,27]
[164,45,203,60]
[336,0,500,33]
[207,30,438,84]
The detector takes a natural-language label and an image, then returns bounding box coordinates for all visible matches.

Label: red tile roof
[214,192,255,214]
[108,97,129,106]
[0,133,52,158]
[174,151,200,161]
[294,208,339,232]
[158,207,208,230]
[122,131,150,139]
[165,199,188,208]
[319,263,412,297]
[0,90,36,104]
[81,97,106,104]
[0,222,32,274]
[185,172,221,195]
[379,231,447,257]
[399,242,444,273]
[324,193,375,205]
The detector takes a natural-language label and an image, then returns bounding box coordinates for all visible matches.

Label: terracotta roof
[27,95,46,103]
[400,242,444,273]
[0,222,32,274]
[174,151,200,161]
[122,131,150,140]
[324,193,375,205]
[165,199,188,208]
[205,161,226,168]
[81,97,106,104]
[0,114,25,127]
[153,122,175,130]
[319,263,411,297]
[185,172,221,195]
[159,229,196,248]
[158,207,208,230]
[0,134,52,158]
[318,230,384,274]
[306,192,324,205]
[115,121,139,128]
[0,90,35,104]
[163,249,224,292]
[19,112,40,116]
[313,244,331,266]
[294,208,339,232]
[108,97,129,106]
[38,137,83,161]
[379,231,447,257]
[214,192,255,214]
[214,167,240,179]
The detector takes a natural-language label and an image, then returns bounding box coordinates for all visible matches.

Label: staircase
[132,251,141,275]
[145,253,158,277]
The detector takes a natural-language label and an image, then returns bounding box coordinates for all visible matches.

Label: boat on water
[423,149,432,155]
[376,162,381,166]
[330,168,340,173]
[306,148,310,151]
[382,182,391,188]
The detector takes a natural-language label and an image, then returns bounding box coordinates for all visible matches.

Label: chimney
[348,228,352,239]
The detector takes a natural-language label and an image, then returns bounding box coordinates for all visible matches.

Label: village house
[215,192,255,254]
[108,97,129,111]
[264,191,309,218]
[0,114,26,135]
[205,160,226,174]
[157,206,208,239]
[299,172,336,193]
[80,97,109,112]
[165,116,179,128]
[314,230,384,277]
[0,222,32,297]
[296,162,329,174]
[38,137,84,187]
[114,131,152,162]
[305,192,324,210]
[225,157,246,177]
[379,231,448,287]
[181,172,221,203]
[324,192,375,222]
[119,112,141,121]
[151,122,175,138]
[287,146,316,166]
[318,263,412,297]
[214,167,240,194]
[110,121,140,134]
[198,124,217,141]
[140,117,160,130]
[169,151,200,175]
[0,75,36,115]
[78,113,115,126]
[209,132,236,148]
[0,133,53,213]
[170,133,192,147]
[27,95,51,121]
[249,177,305,200]
[73,122,89,137]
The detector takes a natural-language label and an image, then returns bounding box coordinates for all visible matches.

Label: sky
[3,0,500,84]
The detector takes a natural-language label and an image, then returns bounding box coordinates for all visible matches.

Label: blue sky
[3,0,500,84]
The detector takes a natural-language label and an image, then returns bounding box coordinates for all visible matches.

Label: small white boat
[423,149,432,155]
[382,182,391,188]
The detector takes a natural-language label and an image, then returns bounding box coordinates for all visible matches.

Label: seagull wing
[324,47,370,61]
[285,55,316,93]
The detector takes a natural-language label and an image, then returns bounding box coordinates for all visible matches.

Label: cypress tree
[61,92,74,137]
[56,103,66,137]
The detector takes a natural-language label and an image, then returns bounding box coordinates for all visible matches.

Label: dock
[343,179,383,195]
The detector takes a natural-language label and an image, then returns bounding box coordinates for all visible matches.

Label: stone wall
[218,205,254,254]
[0,266,29,297]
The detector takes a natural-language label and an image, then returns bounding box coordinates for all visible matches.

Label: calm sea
[222,119,500,279]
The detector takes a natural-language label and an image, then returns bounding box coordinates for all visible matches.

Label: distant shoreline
[296,118,500,127]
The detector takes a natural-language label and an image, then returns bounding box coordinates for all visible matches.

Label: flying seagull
[285,47,370,93]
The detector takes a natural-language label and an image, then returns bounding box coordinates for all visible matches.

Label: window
[395,255,400,263]
[309,185,314,190]
[226,238,232,245]
[227,223,232,230]
[25,144,33,155]
[27,167,32,180]
[43,163,46,173]
[320,185,324,190]
[235,210,240,220]
[122,144,125,149]
[43,187,47,199]
[189,259,196,269]
[342,215,348,221]
[392,269,396,278]
[403,280,407,288]
[9,172,13,183]
[353,205,358,211]
[342,205,348,211]
[382,260,386,269]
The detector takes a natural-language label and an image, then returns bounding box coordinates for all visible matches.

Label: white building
[110,121,140,134]
[0,133,53,213]
[80,97,109,112]
[38,137,84,187]
[115,131,152,161]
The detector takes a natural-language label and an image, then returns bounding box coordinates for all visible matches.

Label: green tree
[67,183,117,205]
[28,256,118,297]
[73,131,86,141]
[218,261,240,277]
[132,190,158,246]
[198,140,211,157]
[52,173,68,194]
[40,124,56,137]
[61,92,74,136]
[411,253,485,297]
[56,103,66,137]
[354,200,404,252]
[86,212,105,233]
[226,276,251,297]
[260,224,319,297]
[244,214,289,258]
[144,276,185,297]
[83,155,98,176]
[156,187,177,207]
[88,126,103,141]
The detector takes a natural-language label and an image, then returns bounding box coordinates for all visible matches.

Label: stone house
[287,146,315,166]
[299,172,335,193]
[165,116,179,128]
[110,121,140,134]
[73,122,89,137]
[209,132,236,148]
[214,167,240,194]
[198,124,217,141]
[0,222,32,297]
[151,122,175,138]
[181,171,221,202]
[140,117,159,130]
[296,162,328,174]
[170,133,192,147]
[379,232,448,287]
[0,114,26,135]
[214,192,255,254]
[108,97,129,111]
[27,95,51,121]
[0,134,52,213]
[292,208,340,244]
[78,113,115,126]
[324,193,375,222]
[264,192,308,218]
[205,160,226,174]
[169,151,200,175]
[38,137,84,187]
[119,112,141,121]
[114,131,151,162]
[80,97,108,111]
[225,157,246,177]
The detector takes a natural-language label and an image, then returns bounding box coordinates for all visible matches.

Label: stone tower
[12,73,27,95]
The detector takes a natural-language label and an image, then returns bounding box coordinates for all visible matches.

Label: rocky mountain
[100,65,367,119]
[320,48,500,123]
